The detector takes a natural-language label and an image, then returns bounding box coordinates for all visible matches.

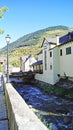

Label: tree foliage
[0,6,8,18]
[0,6,8,33]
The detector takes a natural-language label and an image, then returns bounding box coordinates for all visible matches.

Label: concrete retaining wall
[4,82,48,130]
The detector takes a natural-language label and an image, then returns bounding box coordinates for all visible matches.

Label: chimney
[56,35,59,45]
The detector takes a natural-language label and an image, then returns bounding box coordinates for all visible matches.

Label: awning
[32,60,42,66]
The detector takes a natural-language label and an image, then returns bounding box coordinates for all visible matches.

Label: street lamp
[5,34,11,83]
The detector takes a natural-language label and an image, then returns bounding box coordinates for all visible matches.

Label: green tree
[0,64,2,72]
[0,6,8,33]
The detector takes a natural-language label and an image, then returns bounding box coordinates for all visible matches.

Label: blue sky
[0,0,73,48]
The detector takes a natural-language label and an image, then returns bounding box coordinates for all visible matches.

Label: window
[60,49,62,56]
[66,47,71,55]
[50,65,52,70]
[50,51,52,57]
[44,50,47,70]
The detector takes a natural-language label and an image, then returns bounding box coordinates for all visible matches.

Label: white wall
[59,42,73,77]
[21,56,37,72]
[25,60,30,71]
[12,67,20,72]
[36,42,55,85]
[35,73,45,82]
[35,41,58,85]
[53,47,60,83]
[43,43,52,84]
[35,39,73,85]
[38,53,43,61]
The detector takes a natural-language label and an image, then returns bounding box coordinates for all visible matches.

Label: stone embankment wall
[4,82,48,130]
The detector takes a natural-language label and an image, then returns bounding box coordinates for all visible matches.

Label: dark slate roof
[59,31,73,44]
[32,60,42,66]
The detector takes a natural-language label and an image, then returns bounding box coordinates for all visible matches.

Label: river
[11,78,73,130]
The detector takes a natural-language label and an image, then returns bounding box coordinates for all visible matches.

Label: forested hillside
[0,25,72,66]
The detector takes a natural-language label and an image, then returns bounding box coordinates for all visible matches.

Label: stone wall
[35,79,52,87]
[4,82,48,130]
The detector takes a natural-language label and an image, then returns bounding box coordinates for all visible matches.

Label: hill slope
[0,25,71,66]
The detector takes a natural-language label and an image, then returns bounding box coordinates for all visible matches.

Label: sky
[0,0,73,48]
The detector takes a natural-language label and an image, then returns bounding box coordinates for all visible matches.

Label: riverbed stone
[63,116,72,124]
[49,123,58,130]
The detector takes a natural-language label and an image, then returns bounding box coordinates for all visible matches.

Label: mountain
[0,25,69,53]
[0,25,71,66]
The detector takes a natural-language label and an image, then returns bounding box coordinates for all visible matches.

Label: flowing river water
[11,79,73,130]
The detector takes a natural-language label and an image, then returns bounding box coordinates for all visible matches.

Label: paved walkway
[0,74,9,130]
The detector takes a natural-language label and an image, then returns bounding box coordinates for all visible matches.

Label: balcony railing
[33,69,43,74]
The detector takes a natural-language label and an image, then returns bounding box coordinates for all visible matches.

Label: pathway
[0,74,9,130]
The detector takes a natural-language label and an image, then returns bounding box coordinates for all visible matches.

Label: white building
[32,50,43,74]
[20,55,37,72]
[32,32,73,85]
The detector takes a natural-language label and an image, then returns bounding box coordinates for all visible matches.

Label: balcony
[33,69,43,74]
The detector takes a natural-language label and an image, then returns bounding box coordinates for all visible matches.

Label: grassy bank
[38,85,73,99]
